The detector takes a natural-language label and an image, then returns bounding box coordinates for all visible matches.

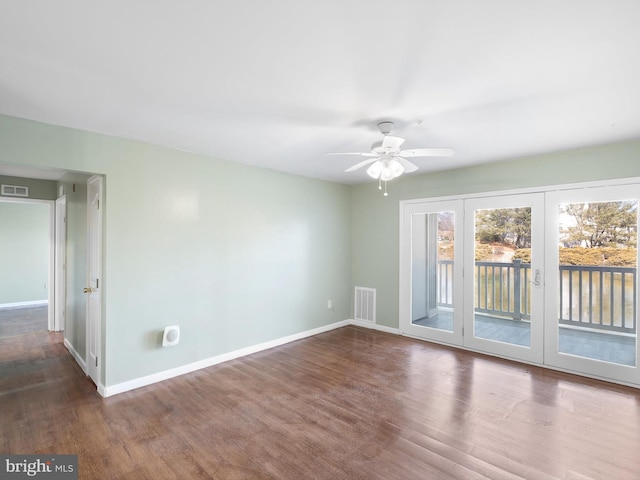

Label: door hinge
[95,357,98,367]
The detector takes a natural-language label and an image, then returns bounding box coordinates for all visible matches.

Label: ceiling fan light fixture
[380,158,404,181]
[366,157,405,181]
[388,158,404,177]
[366,160,383,179]
[327,120,455,196]
[380,168,394,182]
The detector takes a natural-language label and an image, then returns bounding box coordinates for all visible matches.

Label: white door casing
[54,195,67,331]
[86,176,103,386]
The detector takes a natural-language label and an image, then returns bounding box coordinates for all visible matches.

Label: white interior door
[54,195,66,331]
[545,184,639,385]
[400,199,464,345]
[463,193,545,364]
[86,176,102,386]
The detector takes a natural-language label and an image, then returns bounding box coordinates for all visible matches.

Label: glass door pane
[411,211,455,332]
[545,185,639,384]
[473,207,532,347]
[558,200,637,366]
[464,194,544,364]
[400,200,463,345]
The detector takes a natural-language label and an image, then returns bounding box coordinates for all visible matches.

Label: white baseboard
[63,337,106,395]
[102,319,398,398]
[64,337,87,374]
[97,383,107,397]
[350,319,400,335]
[103,319,352,397]
[0,299,48,309]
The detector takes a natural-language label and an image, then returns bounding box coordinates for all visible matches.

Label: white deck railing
[435,260,637,334]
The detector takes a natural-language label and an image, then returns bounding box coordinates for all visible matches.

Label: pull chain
[377,177,389,196]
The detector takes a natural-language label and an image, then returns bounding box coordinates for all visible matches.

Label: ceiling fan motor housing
[371,141,399,155]
[377,121,394,135]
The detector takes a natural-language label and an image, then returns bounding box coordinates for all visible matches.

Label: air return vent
[354,286,376,323]
[1,184,29,197]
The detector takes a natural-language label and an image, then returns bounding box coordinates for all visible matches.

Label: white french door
[399,199,464,345]
[400,181,640,387]
[463,193,545,364]
[544,185,639,385]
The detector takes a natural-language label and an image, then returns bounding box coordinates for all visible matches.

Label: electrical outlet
[327,300,332,309]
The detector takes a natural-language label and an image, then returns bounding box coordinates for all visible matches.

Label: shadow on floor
[414,310,636,366]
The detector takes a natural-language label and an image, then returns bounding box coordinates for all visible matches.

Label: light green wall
[351,140,640,329]
[0,114,351,387]
[0,175,57,200]
[5,111,638,389]
[0,201,50,304]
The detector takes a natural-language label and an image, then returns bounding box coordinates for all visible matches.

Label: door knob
[83,287,92,293]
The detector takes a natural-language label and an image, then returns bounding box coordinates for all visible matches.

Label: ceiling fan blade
[381,135,405,150]
[394,156,419,173]
[344,157,379,172]
[398,147,455,157]
[325,152,377,156]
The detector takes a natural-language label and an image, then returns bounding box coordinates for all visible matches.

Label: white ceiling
[1,0,639,184]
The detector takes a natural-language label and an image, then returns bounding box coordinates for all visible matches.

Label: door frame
[544,184,640,385]
[0,196,55,329]
[54,195,66,331]
[86,175,103,389]
[463,192,545,364]
[399,199,464,345]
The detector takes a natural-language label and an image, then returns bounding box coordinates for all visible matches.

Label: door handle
[533,269,542,287]
[83,287,93,293]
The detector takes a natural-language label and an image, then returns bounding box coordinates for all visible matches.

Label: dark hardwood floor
[0,305,48,339]
[2,326,640,479]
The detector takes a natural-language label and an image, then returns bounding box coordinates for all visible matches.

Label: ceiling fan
[327,121,455,195]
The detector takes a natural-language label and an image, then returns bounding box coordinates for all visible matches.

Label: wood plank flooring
[0,305,48,339]
[2,326,640,479]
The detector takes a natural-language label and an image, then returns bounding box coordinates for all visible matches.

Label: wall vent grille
[354,286,376,323]
[1,184,29,197]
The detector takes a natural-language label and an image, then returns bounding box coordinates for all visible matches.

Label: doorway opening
[0,198,53,340]
[0,167,104,393]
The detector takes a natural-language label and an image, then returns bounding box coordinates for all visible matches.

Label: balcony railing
[436,260,637,334]
[559,265,636,334]
[475,260,531,321]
